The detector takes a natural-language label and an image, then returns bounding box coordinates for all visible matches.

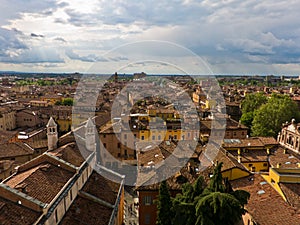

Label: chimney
[238,155,242,163]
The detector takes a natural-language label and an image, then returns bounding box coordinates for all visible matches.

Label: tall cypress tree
[157,180,173,225]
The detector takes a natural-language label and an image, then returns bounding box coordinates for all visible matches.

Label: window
[103,143,106,148]
[55,210,58,223]
[271,179,275,185]
[152,135,155,141]
[117,143,121,148]
[141,136,145,140]
[143,196,152,205]
[174,135,177,140]
[158,135,161,140]
[263,163,268,167]
[233,132,237,136]
[124,134,127,139]
[248,163,253,167]
[145,214,151,225]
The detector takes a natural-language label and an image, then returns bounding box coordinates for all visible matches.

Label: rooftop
[231,174,300,225]
[4,158,74,204]
[0,196,41,225]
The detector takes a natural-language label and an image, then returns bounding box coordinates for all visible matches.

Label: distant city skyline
[1,1,300,75]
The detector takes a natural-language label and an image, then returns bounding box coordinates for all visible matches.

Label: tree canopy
[240,92,267,128]
[251,94,300,137]
[55,98,74,106]
[157,180,173,225]
[240,93,300,137]
[156,163,250,225]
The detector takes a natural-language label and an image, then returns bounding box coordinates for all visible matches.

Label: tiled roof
[60,196,113,225]
[5,161,74,204]
[231,174,300,225]
[279,183,300,211]
[269,147,300,168]
[213,147,249,171]
[0,196,41,225]
[60,170,123,225]
[223,137,277,148]
[0,143,34,159]
[200,117,248,131]
[258,137,278,146]
[0,130,18,144]
[230,149,268,162]
[82,171,121,205]
[48,142,85,167]
[137,165,198,191]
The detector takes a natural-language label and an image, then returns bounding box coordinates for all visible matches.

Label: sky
[1,0,300,75]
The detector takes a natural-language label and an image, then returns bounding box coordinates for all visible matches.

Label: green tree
[195,163,250,225]
[157,180,173,225]
[240,92,267,128]
[172,176,206,225]
[251,94,300,137]
[62,98,74,106]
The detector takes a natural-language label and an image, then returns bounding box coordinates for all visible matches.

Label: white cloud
[0,0,300,74]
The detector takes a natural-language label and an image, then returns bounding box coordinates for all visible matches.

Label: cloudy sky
[1,0,300,75]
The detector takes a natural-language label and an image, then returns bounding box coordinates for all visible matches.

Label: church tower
[85,117,96,152]
[47,117,58,150]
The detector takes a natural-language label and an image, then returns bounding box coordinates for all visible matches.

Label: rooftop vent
[257,190,265,195]
[260,181,267,185]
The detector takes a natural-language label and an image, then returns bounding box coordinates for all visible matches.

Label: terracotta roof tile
[0,196,41,225]
[5,161,74,204]
[60,197,113,225]
[48,142,85,167]
[82,171,121,205]
[0,143,34,159]
[279,183,300,211]
[269,147,300,168]
[231,174,300,225]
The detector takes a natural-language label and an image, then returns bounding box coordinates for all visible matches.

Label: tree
[195,163,250,225]
[62,98,74,106]
[241,92,267,114]
[157,180,173,225]
[172,176,206,225]
[251,94,300,137]
[240,92,267,128]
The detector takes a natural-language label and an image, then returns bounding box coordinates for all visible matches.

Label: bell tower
[85,117,96,152]
[47,117,58,150]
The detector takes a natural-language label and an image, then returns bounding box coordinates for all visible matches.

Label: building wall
[278,126,300,154]
[138,190,159,225]
[222,168,250,181]
[138,190,179,225]
[0,110,16,131]
[44,163,93,225]
[16,110,42,128]
[242,161,269,173]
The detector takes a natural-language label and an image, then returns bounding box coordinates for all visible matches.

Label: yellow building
[263,167,300,201]
[222,137,278,173]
